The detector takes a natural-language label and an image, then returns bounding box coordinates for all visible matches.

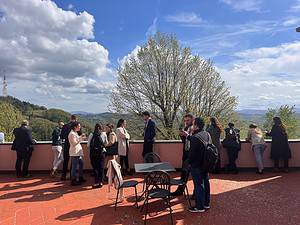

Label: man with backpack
[182,117,218,213]
[87,123,108,188]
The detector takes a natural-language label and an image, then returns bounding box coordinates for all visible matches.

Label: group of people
[50,112,156,187]
[11,112,292,213]
[171,114,292,213]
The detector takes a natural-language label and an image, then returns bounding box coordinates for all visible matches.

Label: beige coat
[116,127,130,156]
[68,130,84,156]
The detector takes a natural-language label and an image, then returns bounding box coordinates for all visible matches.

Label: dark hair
[228,122,235,128]
[93,123,103,135]
[71,115,77,121]
[184,114,194,119]
[249,123,258,129]
[194,117,205,130]
[273,117,287,134]
[117,119,125,128]
[210,117,223,132]
[106,123,114,129]
[142,111,150,117]
[71,121,80,130]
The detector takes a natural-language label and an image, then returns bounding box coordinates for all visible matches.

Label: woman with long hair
[87,123,108,188]
[207,117,223,173]
[267,117,291,172]
[246,124,266,174]
[116,119,131,175]
[68,122,87,186]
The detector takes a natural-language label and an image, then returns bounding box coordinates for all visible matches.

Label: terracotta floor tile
[1,172,300,225]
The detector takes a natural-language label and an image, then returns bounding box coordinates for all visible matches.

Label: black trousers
[15,150,32,177]
[62,144,70,177]
[213,149,221,173]
[142,141,153,158]
[226,148,239,172]
[274,159,289,169]
[120,155,129,170]
[91,154,105,184]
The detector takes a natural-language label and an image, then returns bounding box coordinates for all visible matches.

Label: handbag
[105,142,118,156]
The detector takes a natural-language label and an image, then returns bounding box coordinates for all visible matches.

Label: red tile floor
[0,171,300,225]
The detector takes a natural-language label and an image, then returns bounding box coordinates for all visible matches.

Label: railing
[1,140,300,171]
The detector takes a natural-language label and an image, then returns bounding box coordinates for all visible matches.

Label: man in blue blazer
[142,111,156,158]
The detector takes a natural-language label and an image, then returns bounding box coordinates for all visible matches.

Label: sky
[0,0,300,113]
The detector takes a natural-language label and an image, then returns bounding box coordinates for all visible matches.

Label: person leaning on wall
[11,120,36,178]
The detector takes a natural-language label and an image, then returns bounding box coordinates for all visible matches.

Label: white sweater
[68,130,84,156]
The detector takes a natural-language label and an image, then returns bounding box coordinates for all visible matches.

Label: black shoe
[79,177,87,183]
[61,176,67,181]
[92,183,103,189]
[188,207,205,213]
[71,179,81,186]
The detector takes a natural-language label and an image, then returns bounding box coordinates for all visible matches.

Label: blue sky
[1,0,300,112]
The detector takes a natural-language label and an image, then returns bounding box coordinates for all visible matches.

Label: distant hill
[0,96,93,141]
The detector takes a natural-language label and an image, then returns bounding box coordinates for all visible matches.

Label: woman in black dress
[267,117,291,172]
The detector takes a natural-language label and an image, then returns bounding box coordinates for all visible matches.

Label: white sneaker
[204,205,210,209]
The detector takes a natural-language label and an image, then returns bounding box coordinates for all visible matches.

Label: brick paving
[0,172,300,225]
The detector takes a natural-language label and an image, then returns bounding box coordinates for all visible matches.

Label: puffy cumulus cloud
[0,0,115,112]
[218,41,300,109]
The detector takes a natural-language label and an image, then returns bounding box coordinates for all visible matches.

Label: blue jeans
[253,144,265,172]
[190,167,210,209]
[71,156,84,179]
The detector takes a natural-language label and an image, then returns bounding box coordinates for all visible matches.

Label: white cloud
[68,4,74,10]
[220,0,263,12]
[289,0,300,12]
[283,16,300,26]
[165,12,205,26]
[146,17,158,37]
[219,41,300,109]
[0,0,115,112]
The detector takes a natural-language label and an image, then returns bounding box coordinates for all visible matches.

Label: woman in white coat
[116,119,131,175]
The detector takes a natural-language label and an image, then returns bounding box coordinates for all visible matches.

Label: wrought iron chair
[141,170,173,225]
[112,162,139,211]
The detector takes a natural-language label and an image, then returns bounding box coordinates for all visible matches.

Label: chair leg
[167,196,173,225]
[134,186,138,208]
[115,188,120,211]
[185,184,192,208]
[144,196,149,225]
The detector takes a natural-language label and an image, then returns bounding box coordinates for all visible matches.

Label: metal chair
[143,152,161,163]
[141,171,173,225]
[112,163,139,211]
[170,177,192,207]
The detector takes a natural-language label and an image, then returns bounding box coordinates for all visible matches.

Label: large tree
[110,32,237,139]
[0,102,23,141]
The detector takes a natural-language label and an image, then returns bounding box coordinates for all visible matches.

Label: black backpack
[195,132,219,172]
[90,133,105,156]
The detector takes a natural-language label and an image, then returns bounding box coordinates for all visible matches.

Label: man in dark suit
[142,111,156,158]
[12,120,36,178]
[60,115,79,181]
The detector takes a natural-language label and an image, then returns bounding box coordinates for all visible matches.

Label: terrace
[0,141,300,225]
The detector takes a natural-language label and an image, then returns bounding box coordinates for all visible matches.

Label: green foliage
[44,109,71,123]
[263,105,299,139]
[30,118,56,141]
[0,102,23,141]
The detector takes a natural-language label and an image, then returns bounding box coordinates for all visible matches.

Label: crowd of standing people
[10,112,292,213]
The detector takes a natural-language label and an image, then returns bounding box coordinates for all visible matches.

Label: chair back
[144,170,170,193]
[144,152,161,163]
[110,160,123,188]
